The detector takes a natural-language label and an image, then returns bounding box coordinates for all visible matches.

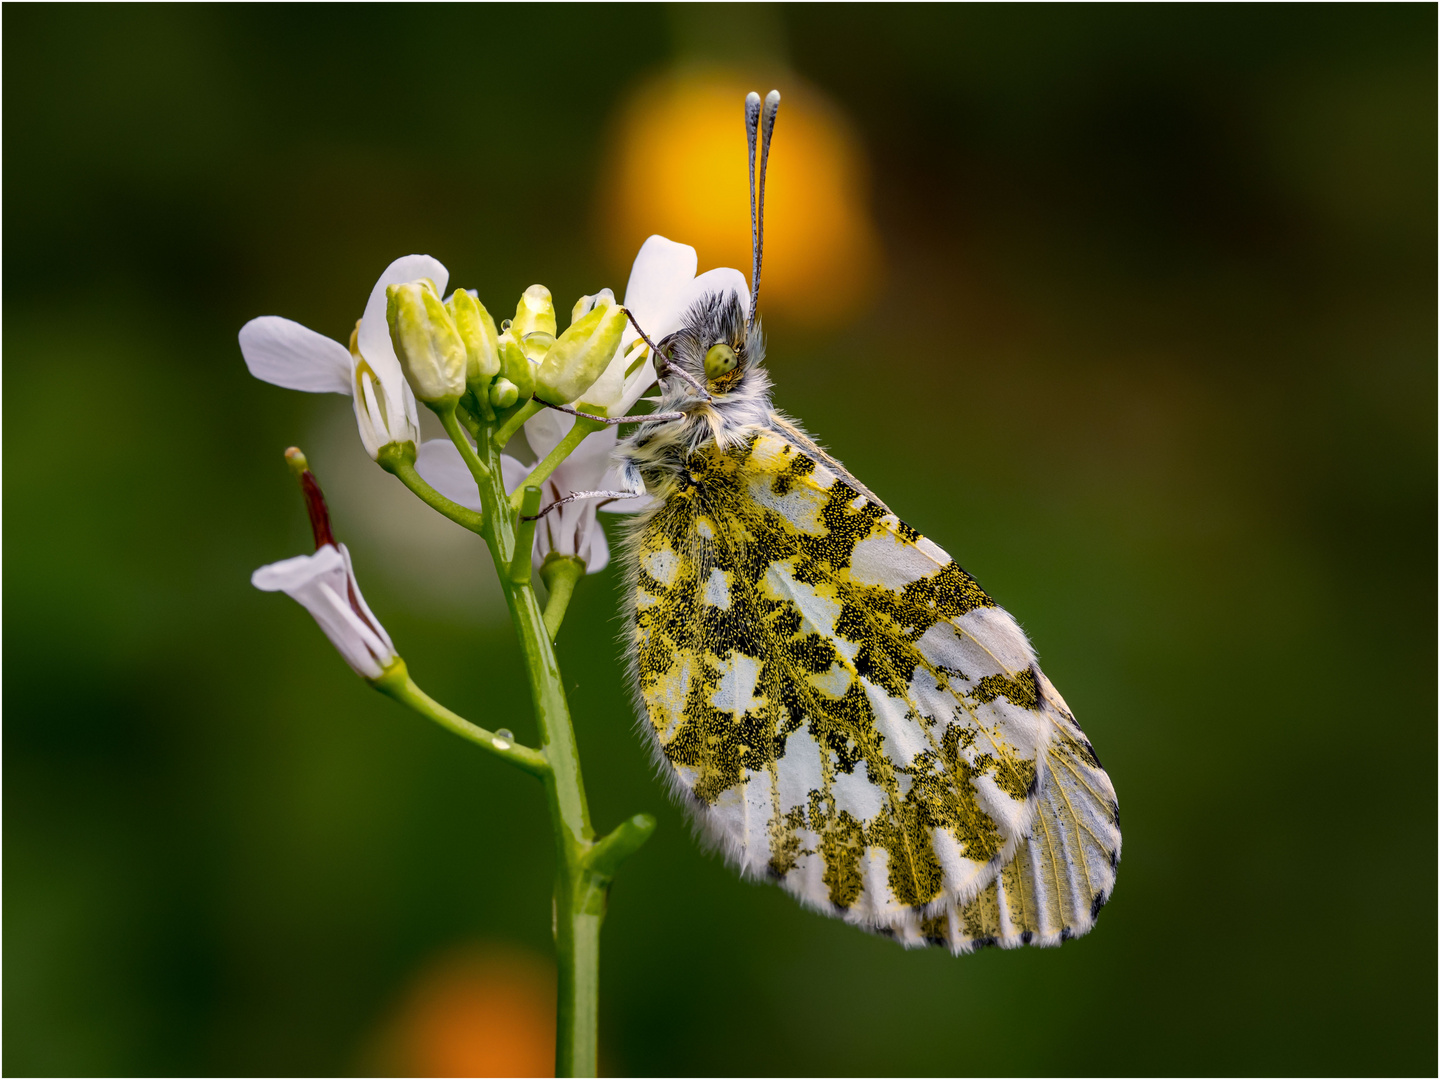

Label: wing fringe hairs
[617,417,1120,955]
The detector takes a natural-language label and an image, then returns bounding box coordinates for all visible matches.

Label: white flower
[507,410,620,572]
[413,410,623,576]
[415,236,744,572]
[251,543,397,678]
[239,255,446,459]
[574,235,749,417]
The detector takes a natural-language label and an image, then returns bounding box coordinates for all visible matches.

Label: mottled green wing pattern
[624,429,1120,951]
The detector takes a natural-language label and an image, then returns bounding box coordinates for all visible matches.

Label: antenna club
[765,89,781,108]
[745,91,762,110]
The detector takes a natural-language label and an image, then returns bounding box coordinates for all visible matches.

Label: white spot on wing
[970,768,1036,836]
[648,659,692,742]
[704,567,731,609]
[712,652,762,717]
[917,536,948,562]
[931,823,993,895]
[764,561,842,638]
[748,477,827,534]
[849,532,942,589]
[909,666,959,729]
[856,847,896,920]
[832,765,885,822]
[740,767,775,873]
[915,622,984,679]
[785,833,826,905]
[642,546,679,587]
[777,723,822,813]
[955,606,1036,673]
[860,678,928,769]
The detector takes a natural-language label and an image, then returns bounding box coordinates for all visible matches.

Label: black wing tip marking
[1090,891,1109,920]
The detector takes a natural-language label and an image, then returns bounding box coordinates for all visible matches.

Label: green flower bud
[446,289,501,388]
[571,288,616,324]
[496,328,536,403]
[386,281,466,405]
[511,285,556,341]
[535,298,627,405]
[489,378,520,410]
[521,331,555,364]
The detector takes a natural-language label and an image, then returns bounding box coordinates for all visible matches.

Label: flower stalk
[243,238,744,1077]
[456,407,648,1078]
[372,659,548,777]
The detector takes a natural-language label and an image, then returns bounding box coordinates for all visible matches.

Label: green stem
[457,393,491,436]
[504,573,600,1076]
[378,444,485,534]
[513,416,602,510]
[437,403,493,482]
[540,555,586,643]
[493,398,544,450]
[510,486,542,585]
[388,414,656,1077]
[587,814,657,878]
[473,423,606,1077]
[372,660,548,778]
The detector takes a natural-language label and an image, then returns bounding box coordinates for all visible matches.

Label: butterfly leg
[538,400,689,426]
[622,306,714,403]
[522,489,646,521]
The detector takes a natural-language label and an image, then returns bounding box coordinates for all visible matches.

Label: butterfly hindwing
[623,425,1119,950]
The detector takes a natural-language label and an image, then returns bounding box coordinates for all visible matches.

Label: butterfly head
[656,288,762,401]
[651,89,779,417]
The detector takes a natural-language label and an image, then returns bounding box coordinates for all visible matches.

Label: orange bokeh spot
[600,68,881,326]
[369,944,556,1078]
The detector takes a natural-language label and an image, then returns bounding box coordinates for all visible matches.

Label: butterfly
[608,91,1120,953]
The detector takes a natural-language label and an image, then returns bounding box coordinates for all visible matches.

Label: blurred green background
[5,4,1435,1076]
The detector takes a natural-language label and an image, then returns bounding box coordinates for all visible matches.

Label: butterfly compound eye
[704,343,738,381]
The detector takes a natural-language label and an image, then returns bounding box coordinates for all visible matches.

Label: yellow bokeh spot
[600,69,881,326]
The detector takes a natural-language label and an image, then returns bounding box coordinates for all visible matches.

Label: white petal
[678,267,750,324]
[336,544,396,659]
[524,408,574,461]
[596,465,655,514]
[357,254,451,372]
[598,496,655,514]
[353,370,386,460]
[620,235,697,351]
[252,544,395,678]
[555,424,617,487]
[608,355,658,417]
[501,453,528,496]
[239,317,353,395]
[583,517,611,574]
[575,336,659,416]
[251,546,345,591]
[415,440,483,513]
[388,378,421,447]
[356,256,448,438]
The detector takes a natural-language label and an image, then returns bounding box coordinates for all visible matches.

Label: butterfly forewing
[624,426,1120,950]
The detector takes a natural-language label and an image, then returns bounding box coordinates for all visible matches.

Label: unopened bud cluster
[384,277,633,419]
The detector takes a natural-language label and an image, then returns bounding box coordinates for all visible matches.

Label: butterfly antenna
[747,89,780,333]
